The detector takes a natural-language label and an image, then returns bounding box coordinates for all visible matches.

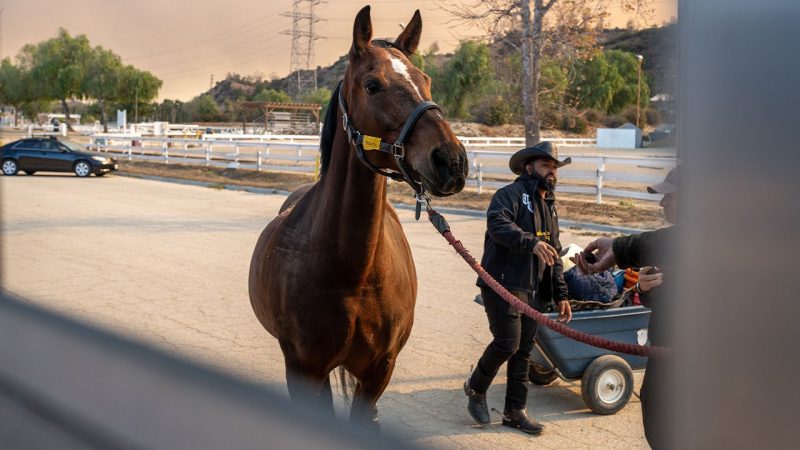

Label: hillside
[202,24,677,115]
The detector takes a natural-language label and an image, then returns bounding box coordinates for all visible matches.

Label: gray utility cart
[529,306,651,415]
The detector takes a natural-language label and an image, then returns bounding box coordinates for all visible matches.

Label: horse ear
[350,5,372,59]
[394,10,422,56]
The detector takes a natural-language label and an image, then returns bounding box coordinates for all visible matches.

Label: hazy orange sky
[3,0,676,101]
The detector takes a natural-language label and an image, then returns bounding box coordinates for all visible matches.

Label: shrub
[602,115,626,128]
[540,107,562,130]
[560,110,588,134]
[621,105,639,125]
[478,96,514,126]
[583,108,603,124]
[645,108,662,126]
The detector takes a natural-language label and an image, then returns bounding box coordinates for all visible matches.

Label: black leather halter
[337,80,441,202]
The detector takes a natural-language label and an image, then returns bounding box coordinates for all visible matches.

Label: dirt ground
[118,160,666,230]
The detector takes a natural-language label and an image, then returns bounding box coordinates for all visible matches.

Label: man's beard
[531,171,557,191]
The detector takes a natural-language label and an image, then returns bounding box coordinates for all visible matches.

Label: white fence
[90,134,673,204]
[89,135,319,174]
[457,136,596,147]
[467,150,675,203]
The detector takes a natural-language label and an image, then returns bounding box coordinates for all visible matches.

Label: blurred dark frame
[675,1,800,448]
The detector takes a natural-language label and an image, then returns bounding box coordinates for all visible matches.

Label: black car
[1,137,118,177]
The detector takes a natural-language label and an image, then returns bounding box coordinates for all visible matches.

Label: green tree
[440,40,493,119]
[25,28,92,129]
[154,99,179,122]
[190,95,221,122]
[252,88,291,103]
[0,58,29,125]
[441,0,653,144]
[82,46,123,132]
[538,57,568,111]
[605,50,650,115]
[299,88,332,119]
[569,52,624,112]
[568,50,650,116]
[116,65,162,123]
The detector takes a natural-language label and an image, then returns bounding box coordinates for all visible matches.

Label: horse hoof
[367,418,381,434]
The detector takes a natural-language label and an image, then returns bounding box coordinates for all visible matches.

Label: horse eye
[364,81,381,95]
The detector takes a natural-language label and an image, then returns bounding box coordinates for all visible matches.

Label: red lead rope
[426,208,669,359]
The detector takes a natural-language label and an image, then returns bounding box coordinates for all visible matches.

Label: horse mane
[318,82,340,178]
[373,39,409,56]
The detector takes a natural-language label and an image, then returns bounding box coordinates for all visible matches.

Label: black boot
[464,380,491,425]
[502,409,544,435]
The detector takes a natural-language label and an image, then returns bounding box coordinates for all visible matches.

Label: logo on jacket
[522,193,534,213]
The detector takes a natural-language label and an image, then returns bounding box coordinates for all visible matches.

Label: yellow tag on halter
[362,135,382,150]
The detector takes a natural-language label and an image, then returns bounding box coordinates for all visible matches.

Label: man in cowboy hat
[573,166,679,449]
[464,141,572,436]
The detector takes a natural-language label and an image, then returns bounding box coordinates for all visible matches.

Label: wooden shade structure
[241,101,322,124]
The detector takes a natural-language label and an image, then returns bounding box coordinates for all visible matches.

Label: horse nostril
[431,147,449,172]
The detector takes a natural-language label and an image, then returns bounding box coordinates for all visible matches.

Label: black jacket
[613,226,677,345]
[476,173,569,305]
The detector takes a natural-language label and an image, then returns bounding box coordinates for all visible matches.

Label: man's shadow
[373,373,643,440]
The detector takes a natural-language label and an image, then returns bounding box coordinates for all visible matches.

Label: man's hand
[637,266,664,292]
[557,300,572,323]
[570,237,616,274]
[533,241,559,266]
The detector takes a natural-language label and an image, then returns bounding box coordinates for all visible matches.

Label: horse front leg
[349,356,397,431]
[282,345,335,415]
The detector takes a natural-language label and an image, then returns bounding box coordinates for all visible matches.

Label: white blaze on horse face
[390,57,422,101]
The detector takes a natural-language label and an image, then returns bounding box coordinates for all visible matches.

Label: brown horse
[249,6,467,427]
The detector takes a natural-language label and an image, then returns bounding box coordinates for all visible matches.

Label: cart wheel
[581,355,634,415]
[528,362,558,385]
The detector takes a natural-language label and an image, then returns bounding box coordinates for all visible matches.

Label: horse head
[341,6,468,197]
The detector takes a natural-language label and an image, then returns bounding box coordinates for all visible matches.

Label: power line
[125,8,286,62]
[136,24,289,72]
[154,36,292,80]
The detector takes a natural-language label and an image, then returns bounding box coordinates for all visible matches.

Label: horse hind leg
[349,356,397,432]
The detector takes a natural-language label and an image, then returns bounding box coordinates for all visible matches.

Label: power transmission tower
[281,0,325,99]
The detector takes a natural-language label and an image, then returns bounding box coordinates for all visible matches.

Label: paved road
[1,174,647,449]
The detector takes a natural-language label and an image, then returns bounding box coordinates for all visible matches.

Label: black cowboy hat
[509,141,572,175]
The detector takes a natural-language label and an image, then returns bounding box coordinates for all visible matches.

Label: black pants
[641,354,675,449]
[469,287,541,411]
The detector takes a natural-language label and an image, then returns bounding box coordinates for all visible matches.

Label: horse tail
[333,366,358,406]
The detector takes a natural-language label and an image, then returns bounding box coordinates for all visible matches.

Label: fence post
[477,163,484,195]
[234,143,240,164]
[205,144,212,167]
[596,157,605,204]
[296,147,302,165]
[163,140,169,164]
[127,140,132,161]
[257,150,262,172]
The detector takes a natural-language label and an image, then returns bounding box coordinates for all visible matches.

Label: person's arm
[551,236,572,322]
[612,226,676,269]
